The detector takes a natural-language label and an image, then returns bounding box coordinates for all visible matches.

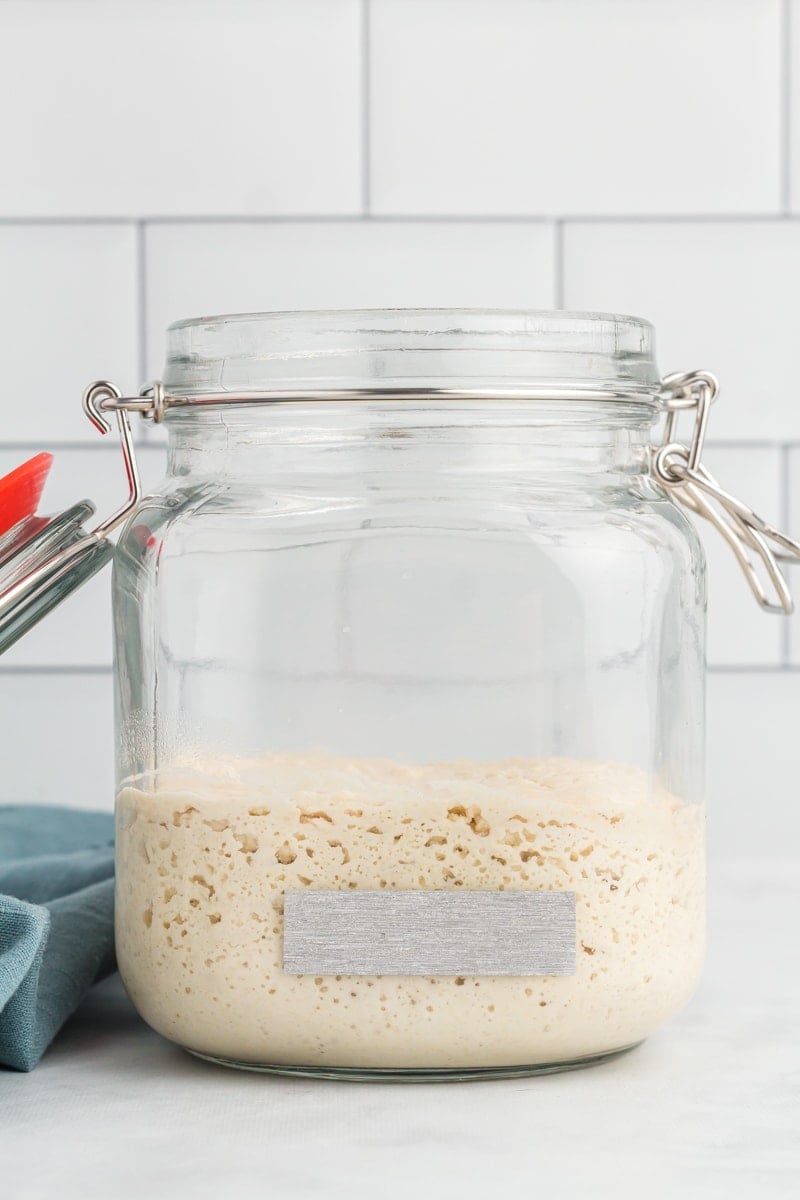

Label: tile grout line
[0,438,795,453]
[2,664,797,677]
[2,213,800,227]
[705,439,793,450]
[782,0,793,213]
[361,0,371,217]
[0,666,114,677]
[707,663,800,674]
[0,216,139,226]
[135,220,148,386]
[553,219,564,307]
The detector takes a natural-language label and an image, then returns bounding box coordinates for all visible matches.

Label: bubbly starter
[116,753,705,1070]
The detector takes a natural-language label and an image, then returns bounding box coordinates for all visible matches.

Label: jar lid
[0,501,113,655]
[0,383,141,655]
[2,325,798,663]
[161,308,660,403]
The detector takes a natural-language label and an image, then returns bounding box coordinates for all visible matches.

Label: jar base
[183,1041,642,1082]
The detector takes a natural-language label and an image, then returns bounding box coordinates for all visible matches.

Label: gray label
[283,890,576,976]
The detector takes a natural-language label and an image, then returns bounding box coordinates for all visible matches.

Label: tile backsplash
[0,0,364,217]
[1,0,797,855]
[369,0,783,216]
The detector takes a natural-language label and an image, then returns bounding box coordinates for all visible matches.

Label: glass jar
[2,309,794,1080]
[113,307,707,1080]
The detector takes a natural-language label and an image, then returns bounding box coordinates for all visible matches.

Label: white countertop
[1,860,798,1200]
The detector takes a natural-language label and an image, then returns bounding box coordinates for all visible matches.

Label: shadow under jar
[113,309,706,1080]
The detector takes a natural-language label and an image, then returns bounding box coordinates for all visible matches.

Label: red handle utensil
[0,452,54,538]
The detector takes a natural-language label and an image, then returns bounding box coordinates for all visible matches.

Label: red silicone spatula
[0,452,54,538]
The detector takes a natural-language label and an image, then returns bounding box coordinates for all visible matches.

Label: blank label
[283,889,576,976]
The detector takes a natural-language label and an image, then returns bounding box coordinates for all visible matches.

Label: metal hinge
[652,370,800,614]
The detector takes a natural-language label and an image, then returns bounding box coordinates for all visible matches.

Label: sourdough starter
[115,753,704,1069]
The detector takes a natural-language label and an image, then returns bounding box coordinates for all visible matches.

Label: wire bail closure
[84,371,800,616]
[653,370,800,614]
[82,381,143,535]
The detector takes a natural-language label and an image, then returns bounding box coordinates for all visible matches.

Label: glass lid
[162,308,660,402]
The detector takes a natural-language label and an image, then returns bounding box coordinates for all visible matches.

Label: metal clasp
[652,370,800,615]
[78,372,800,616]
[82,381,143,536]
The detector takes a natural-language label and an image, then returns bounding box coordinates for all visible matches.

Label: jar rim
[168,306,653,335]
[162,308,660,402]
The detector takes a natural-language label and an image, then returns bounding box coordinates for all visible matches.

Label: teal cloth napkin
[0,805,115,1071]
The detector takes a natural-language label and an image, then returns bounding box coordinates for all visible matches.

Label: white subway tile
[144,221,556,374]
[0,672,114,811]
[0,0,361,217]
[370,0,781,216]
[563,222,800,440]
[707,672,800,859]
[788,1,800,212]
[701,447,784,667]
[0,225,138,443]
[0,445,167,666]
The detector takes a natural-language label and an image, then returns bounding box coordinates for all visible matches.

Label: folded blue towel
[0,805,115,1071]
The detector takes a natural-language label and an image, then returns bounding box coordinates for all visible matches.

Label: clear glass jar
[112,309,707,1079]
